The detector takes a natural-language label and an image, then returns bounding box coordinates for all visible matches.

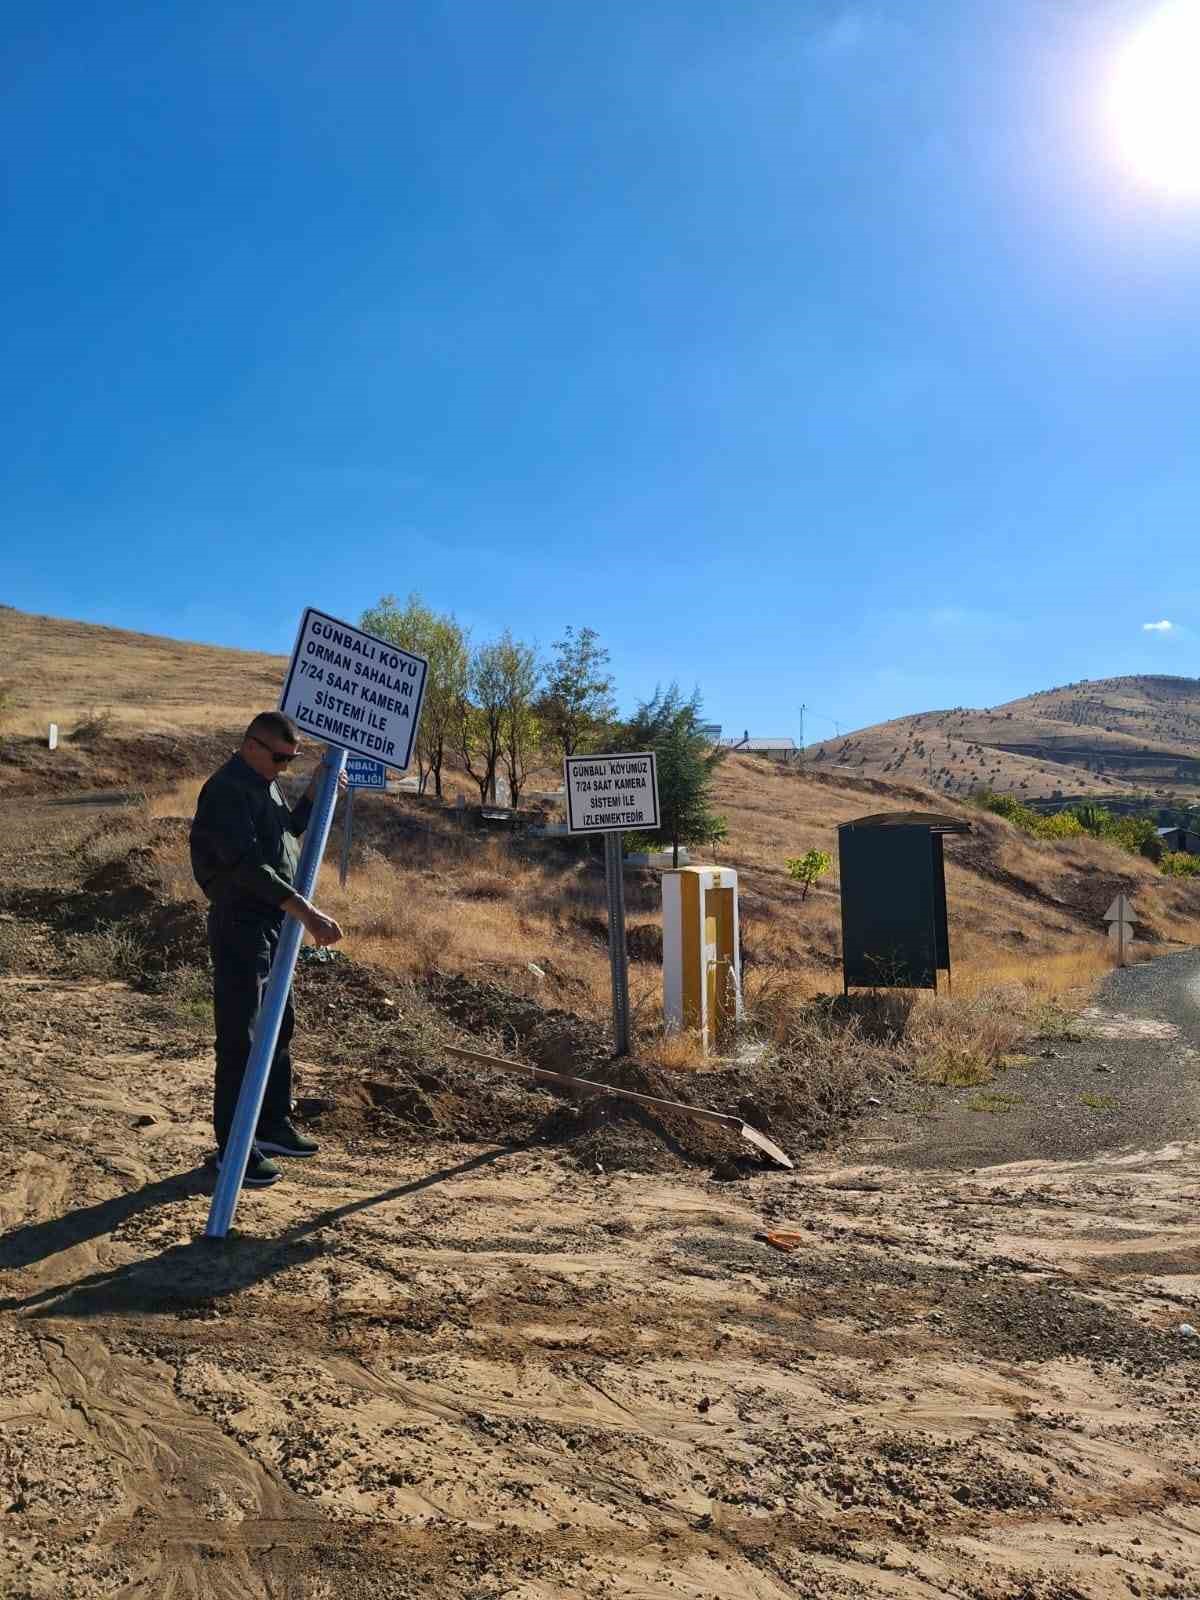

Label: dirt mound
[81,847,164,916]
[289,962,849,1176]
[0,729,234,797]
[139,900,209,972]
[1,824,208,975]
[425,970,613,1072]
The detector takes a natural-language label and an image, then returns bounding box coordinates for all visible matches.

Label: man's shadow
[0,1145,525,1321]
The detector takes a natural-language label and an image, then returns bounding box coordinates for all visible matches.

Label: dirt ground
[4,743,1200,1598]
[4,965,1200,1599]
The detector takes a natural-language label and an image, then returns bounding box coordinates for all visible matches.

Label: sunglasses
[250,735,299,765]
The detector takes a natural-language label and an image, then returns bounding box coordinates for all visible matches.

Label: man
[190,712,346,1188]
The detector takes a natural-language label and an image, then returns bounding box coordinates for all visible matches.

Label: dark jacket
[190,753,313,912]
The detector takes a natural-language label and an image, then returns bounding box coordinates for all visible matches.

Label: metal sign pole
[339,785,355,889]
[205,744,347,1239]
[604,830,631,1056]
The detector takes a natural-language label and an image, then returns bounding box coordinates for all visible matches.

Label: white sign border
[563,751,661,835]
[279,606,429,772]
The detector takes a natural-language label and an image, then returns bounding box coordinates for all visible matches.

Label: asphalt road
[859,949,1200,1171]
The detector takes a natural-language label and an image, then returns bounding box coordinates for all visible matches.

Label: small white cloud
[809,9,880,58]
[822,13,868,53]
[1143,619,1174,632]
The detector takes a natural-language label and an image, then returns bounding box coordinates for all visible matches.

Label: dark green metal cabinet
[838,813,968,993]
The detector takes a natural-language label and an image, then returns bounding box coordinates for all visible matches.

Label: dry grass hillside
[806,674,1200,807]
[131,753,1182,1014]
[3,607,1200,1015]
[0,604,284,738]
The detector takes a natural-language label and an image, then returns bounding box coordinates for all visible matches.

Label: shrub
[1034,811,1084,841]
[65,925,147,982]
[971,790,1158,855]
[1161,850,1200,878]
[68,707,114,743]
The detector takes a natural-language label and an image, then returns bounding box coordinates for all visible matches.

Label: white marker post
[564,753,660,1056]
[206,610,427,1239]
[1105,893,1135,968]
[48,723,58,752]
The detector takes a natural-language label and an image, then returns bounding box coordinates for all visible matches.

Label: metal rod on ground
[339,785,355,889]
[603,830,630,1056]
[205,744,348,1239]
[444,1043,793,1169]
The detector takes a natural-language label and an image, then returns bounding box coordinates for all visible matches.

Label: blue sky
[3,1,1198,740]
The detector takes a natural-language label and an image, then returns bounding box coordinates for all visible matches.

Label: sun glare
[1109,1,1200,196]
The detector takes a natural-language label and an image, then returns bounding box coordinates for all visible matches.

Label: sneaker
[256,1119,319,1159]
[211,1145,283,1188]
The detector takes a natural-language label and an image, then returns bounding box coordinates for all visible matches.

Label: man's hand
[304,764,351,802]
[284,894,344,947]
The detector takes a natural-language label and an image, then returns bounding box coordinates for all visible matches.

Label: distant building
[697,722,722,743]
[1157,826,1200,855]
[721,730,799,760]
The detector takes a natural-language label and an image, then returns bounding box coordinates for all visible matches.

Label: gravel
[865,949,1200,1170]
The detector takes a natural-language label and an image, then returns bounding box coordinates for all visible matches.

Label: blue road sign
[346,757,387,789]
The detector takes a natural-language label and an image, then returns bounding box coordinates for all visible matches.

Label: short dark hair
[244,711,300,746]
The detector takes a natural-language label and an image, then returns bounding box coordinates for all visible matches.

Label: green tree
[453,630,539,806]
[538,625,617,764]
[496,632,540,807]
[360,594,469,797]
[455,640,506,805]
[623,684,727,867]
[786,849,832,901]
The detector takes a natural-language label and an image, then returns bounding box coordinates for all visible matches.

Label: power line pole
[799,703,806,759]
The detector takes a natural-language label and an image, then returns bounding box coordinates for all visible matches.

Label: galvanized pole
[603,830,631,1056]
[206,744,347,1239]
[339,785,355,889]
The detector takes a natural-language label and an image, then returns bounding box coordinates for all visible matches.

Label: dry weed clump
[63,925,148,983]
[67,706,114,743]
[771,1006,886,1129]
[733,933,1113,1100]
[137,962,213,1037]
[638,1027,710,1072]
[908,1000,1018,1087]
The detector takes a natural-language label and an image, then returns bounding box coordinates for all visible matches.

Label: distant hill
[805,675,1200,808]
[5,606,1200,813]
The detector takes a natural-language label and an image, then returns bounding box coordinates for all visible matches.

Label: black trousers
[208,903,294,1150]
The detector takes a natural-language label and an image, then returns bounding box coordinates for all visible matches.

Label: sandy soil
[3,972,1200,1599]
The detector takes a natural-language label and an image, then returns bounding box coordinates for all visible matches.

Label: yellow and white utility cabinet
[662,866,742,1052]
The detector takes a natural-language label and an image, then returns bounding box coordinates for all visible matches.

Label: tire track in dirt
[5,974,1200,1596]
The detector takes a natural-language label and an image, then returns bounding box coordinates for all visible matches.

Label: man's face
[242,730,300,781]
